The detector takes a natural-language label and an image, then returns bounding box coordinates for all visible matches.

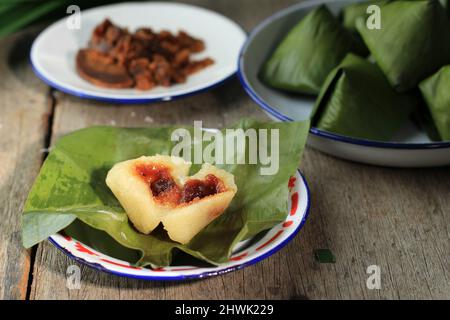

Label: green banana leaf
[64,219,142,263]
[340,0,388,55]
[340,3,368,54]
[22,119,310,267]
[342,1,380,33]
[356,0,450,92]
[440,0,450,15]
[0,1,63,37]
[311,54,417,141]
[0,0,151,39]
[261,5,364,95]
[411,102,442,141]
[419,65,450,141]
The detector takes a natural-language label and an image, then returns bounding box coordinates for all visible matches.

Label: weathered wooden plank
[29,0,450,300]
[300,153,450,299]
[0,29,52,300]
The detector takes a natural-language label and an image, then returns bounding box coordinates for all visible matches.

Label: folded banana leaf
[411,102,442,141]
[419,65,450,141]
[22,119,310,267]
[341,0,387,55]
[311,54,417,141]
[341,1,385,33]
[261,5,364,95]
[356,0,450,92]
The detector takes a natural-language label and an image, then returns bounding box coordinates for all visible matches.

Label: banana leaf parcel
[356,0,450,92]
[411,103,442,141]
[419,65,450,141]
[340,0,387,55]
[312,54,417,141]
[22,119,310,267]
[341,1,387,33]
[261,5,364,95]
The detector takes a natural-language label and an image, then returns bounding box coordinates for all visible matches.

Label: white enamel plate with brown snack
[30,2,246,103]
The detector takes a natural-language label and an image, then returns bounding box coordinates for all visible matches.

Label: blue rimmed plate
[238,0,450,167]
[48,171,310,280]
[30,2,246,104]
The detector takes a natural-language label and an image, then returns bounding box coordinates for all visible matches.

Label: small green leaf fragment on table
[314,248,336,263]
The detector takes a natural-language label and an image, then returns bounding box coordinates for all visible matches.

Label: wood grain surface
[0,28,53,299]
[0,0,449,300]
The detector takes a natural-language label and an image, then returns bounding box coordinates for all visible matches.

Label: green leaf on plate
[260,5,364,95]
[311,54,417,141]
[64,219,142,263]
[419,65,450,141]
[22,119,310,267]
[356,0,450,92]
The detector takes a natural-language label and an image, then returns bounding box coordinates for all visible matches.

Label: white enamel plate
[49,171,310,280]
[31,2,246,103]
[238,0,450,167]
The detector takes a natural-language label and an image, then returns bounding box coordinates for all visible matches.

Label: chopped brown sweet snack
[177,30,205,53]
[76,18,214,90]
[173,49,190,67]
[76,49,134,88]
[89,19,125,52]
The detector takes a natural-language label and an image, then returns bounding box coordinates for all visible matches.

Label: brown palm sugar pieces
[76,19,214,90]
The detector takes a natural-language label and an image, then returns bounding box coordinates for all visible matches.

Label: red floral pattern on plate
[230,252,248,261]
[290,192,299,216]
[75,242,98,256]
[283,220,293,227]
[288,176,296,188]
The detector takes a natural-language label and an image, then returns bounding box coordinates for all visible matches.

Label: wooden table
[1,0,449,300]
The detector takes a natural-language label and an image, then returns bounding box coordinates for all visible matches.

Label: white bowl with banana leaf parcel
[238,0,450,167]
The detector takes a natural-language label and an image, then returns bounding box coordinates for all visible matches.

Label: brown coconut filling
[135,163,225,205]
